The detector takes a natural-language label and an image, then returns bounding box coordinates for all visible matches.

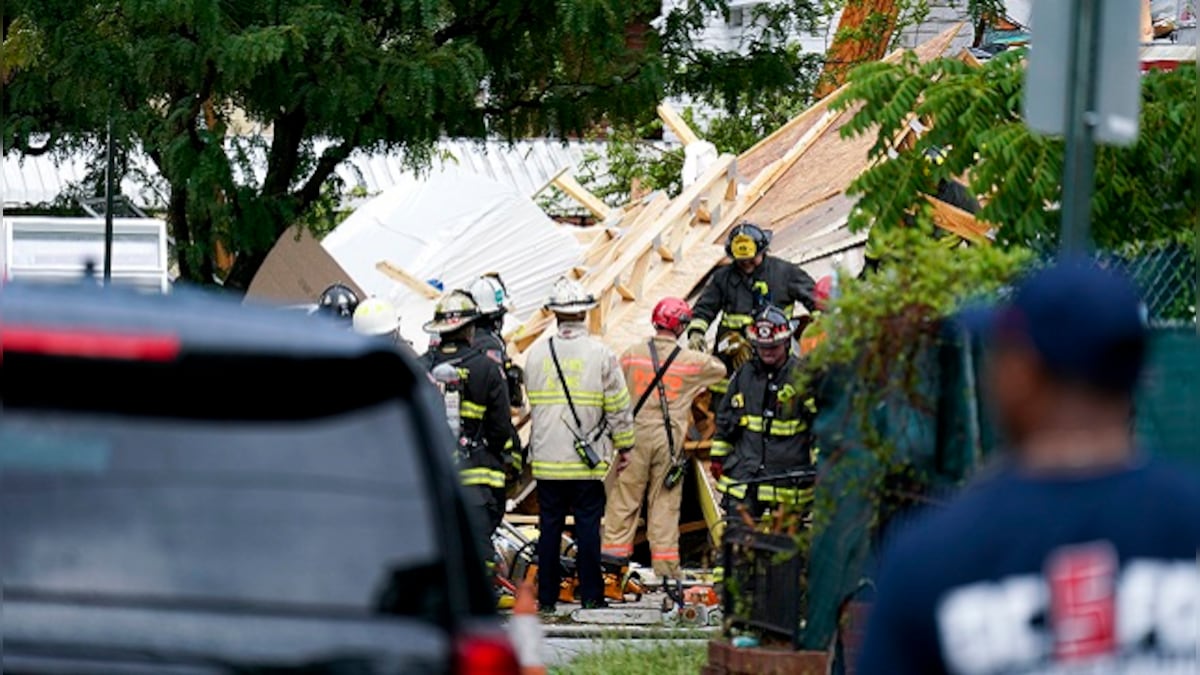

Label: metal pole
[1059,0,1103,256]
[103,113,115,283]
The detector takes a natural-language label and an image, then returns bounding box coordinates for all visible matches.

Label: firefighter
[525,277,635,612]
[467,273,526,477]
[602,297,726,580]
[686,223,818,396]
[316,283,360,323]
[421,290,517,560]
[798,275,834,356]
[351,296,406,346]
[710,305,817,516]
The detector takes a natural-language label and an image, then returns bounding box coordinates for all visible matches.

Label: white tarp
[323,172,583,352]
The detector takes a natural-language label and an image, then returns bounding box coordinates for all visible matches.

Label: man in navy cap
[859,260,1200,675]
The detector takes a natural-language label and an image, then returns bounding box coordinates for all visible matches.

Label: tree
[2,0,823,289]
[834,50,1198,253]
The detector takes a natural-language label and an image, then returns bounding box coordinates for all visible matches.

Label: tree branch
[185,60,219,150]
[262,108,308,197]
[433,19,479,46]
[294,132,358,210]
[11,129,60,156]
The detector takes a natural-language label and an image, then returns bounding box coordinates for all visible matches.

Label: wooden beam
[584,156,736,300]
[657,102,700,146]
[814,0,900,99]
[552,172,613,221]
[926,195,992,244]
[376,261,441,299]
[627,249,654,298]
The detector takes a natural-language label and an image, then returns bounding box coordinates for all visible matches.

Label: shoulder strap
[647,340,679,455]
[633,340,682,417]
[548,338,585,431]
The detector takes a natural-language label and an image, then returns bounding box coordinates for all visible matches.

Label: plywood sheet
[245,225,364,305]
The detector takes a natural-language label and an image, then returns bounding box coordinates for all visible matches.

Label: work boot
[537,604,557,618]
[581,598,609,610]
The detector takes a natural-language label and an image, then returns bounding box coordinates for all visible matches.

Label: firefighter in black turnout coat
[687,222,818,396]
[421,290,517,560]
[710,305,817,516]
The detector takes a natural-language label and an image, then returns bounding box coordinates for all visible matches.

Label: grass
[549,641,708,675]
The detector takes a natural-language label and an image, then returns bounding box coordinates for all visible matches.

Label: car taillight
[0,325,181,362]
[453,632,521,675]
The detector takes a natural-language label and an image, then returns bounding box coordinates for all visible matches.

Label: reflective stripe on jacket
[526,322,635,480]
[712,355,816,502]
[421,340,514,489]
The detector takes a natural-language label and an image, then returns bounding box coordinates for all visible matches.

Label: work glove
[709,459,723,481]
[687,330,708,353]
[717,332,753,371]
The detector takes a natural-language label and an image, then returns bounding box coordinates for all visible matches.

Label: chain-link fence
[1102,244,1197,328]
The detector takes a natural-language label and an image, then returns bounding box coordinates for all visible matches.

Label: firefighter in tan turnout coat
[525,276,636,611]
[603,298,725,580]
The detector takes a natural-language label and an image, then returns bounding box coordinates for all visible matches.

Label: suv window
[0,400,443,617]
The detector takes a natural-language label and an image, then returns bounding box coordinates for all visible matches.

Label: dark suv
[0,284,517,675]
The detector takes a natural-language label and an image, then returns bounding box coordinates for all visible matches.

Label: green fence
[1137,329,1200,461]
[802,324,1199,653]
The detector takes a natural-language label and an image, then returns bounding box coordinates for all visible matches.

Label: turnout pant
[537,479,606,608]
[602,435,683,579]
[463,484,505,563]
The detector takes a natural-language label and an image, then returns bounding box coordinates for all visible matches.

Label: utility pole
[103,111,115,283]
[1058,0,1103,255]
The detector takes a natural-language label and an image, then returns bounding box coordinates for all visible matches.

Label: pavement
[504,589,721,667]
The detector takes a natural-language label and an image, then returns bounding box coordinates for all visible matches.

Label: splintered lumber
[739,22,965,183]
[376,261,441,299]
[735,24,968,247]
[583,156,735,303]
[814,0,900,99]
[657,102,700,146]
[926,195,992,243]
[552,171,613,221]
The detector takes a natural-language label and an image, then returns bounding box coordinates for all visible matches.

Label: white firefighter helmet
[544,276,597,313]
[352,297,401,337]
[468,273,514,317]
[423,289,481,335]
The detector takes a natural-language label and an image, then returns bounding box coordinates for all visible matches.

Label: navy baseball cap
[961,258,1149,393]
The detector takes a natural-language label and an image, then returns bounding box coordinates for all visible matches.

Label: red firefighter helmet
[747,305,793,347]
[814,275,834,311]
[651,297,693,336]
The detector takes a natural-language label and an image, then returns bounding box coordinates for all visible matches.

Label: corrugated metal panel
[3,138,609,214]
